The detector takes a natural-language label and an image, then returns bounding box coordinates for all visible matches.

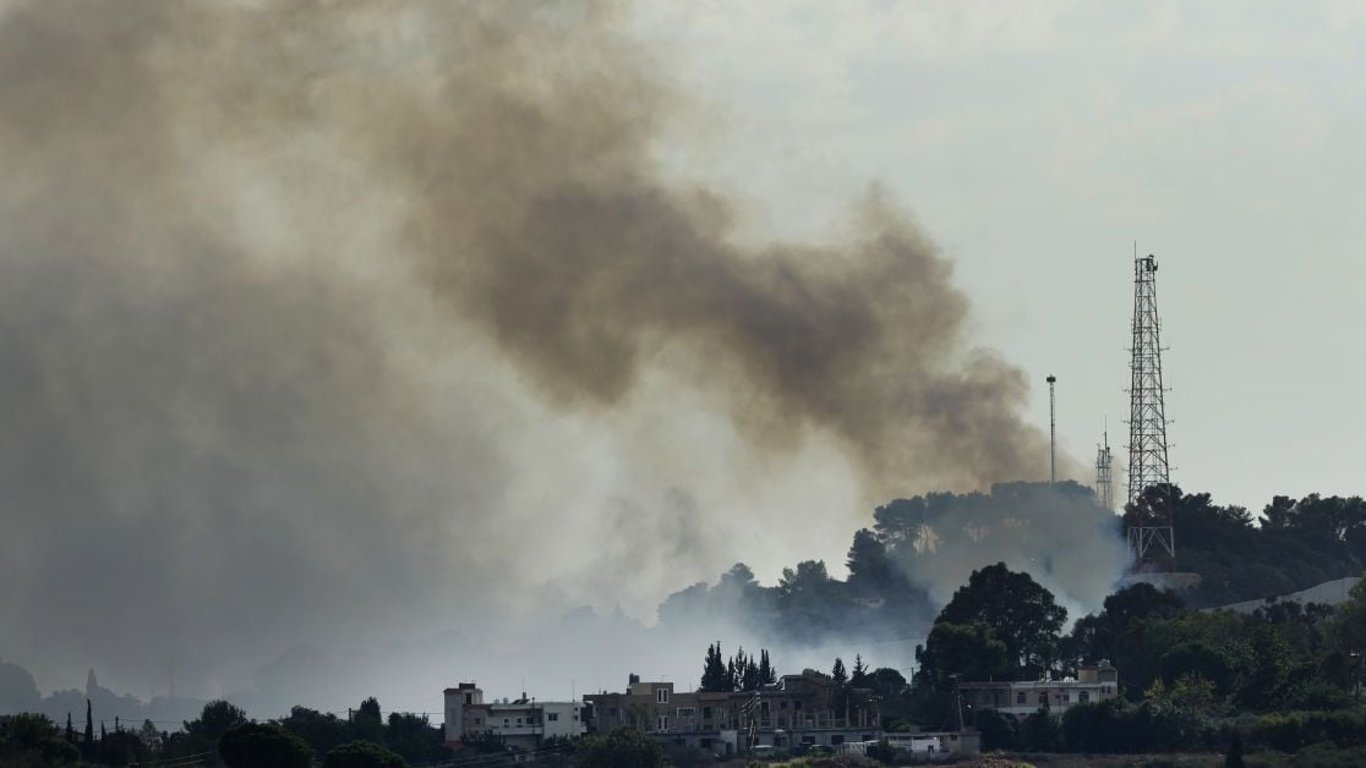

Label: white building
[444,682,586,753]
[958,662,1120,718]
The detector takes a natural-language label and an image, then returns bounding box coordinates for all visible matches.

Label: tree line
[0,696,444,768]
[660,482,1366,656]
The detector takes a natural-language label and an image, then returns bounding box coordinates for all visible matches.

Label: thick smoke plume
[0,0,1086,710]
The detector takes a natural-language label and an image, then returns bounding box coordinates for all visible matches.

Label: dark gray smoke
[0,0,1078,708]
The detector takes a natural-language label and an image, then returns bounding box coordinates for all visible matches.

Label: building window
[1062,693,1070,703]
[1016,692,1026,705]
[676,707,695,717]
[780,701,788,709]
[475,719,481,726]
[516,718,522,725]
[1079,690,1091,703]
[831,735,845,745]
[702,707,712,719]
[794,700,802,710]
[548,713,559,722]
[656,716,668,731]
[503,719,509,726]
[465,693,473,705]
[656,689,670,704]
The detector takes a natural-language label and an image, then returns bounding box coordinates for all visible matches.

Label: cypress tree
[84,700,94,759]
[66,712,74,743]
[758,649,776,686]
[700,643,729,692]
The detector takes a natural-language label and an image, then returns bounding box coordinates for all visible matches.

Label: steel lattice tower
[1095,429,1114,511]
[1125,254,1174,562]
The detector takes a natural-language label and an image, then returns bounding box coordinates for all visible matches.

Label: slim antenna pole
[1046,375,1057,484]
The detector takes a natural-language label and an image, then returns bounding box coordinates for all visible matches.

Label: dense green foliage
[219,723,312,768]
[0,697,451,768]
[0,713,79,766]
[920,560,1366,763]
[1128,486,1366,607]
[321,740,406,768]
[571,728,664,768]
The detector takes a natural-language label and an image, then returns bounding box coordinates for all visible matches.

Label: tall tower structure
[1125,253,1174,562]
[1095,429,1114,511]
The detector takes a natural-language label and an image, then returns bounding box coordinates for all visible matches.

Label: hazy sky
[634,0,1366,513]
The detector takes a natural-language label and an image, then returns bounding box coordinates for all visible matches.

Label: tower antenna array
[1125,253,1174,564]
[1095,424,1114,511]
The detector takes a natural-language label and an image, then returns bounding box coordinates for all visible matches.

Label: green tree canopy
[323,739,407,768]
[937,562,1067,673]
[1067,582,1185,665]
[278,706,351,757]
[218,723,312,768]
[185,700,248,742]
[572,728,664,768]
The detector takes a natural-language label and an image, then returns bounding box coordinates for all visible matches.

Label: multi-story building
[443,682,585,753]
[584,671,883,755]
[957,662,1121,718]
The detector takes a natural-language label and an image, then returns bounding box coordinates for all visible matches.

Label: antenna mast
[1125,253,1174,564]
[1046,375,1057,484]
[1095,424,1113,511]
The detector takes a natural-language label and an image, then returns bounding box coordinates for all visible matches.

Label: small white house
[444,683,586,753]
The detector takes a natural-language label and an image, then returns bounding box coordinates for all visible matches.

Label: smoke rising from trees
[0,0,1102,706]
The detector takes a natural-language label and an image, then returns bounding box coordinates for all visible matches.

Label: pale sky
[633,0,1366,514]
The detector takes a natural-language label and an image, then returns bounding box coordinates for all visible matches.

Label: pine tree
[726,658,736,692]
[701,643,730,692]
[832,657,848,687]
[851,655,868,687]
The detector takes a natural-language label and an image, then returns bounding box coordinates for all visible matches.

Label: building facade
[443,682,585,753]
[584,672,883,755]
[957,662,1120,718]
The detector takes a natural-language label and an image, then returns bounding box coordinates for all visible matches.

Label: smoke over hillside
[0,0,1099,708]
